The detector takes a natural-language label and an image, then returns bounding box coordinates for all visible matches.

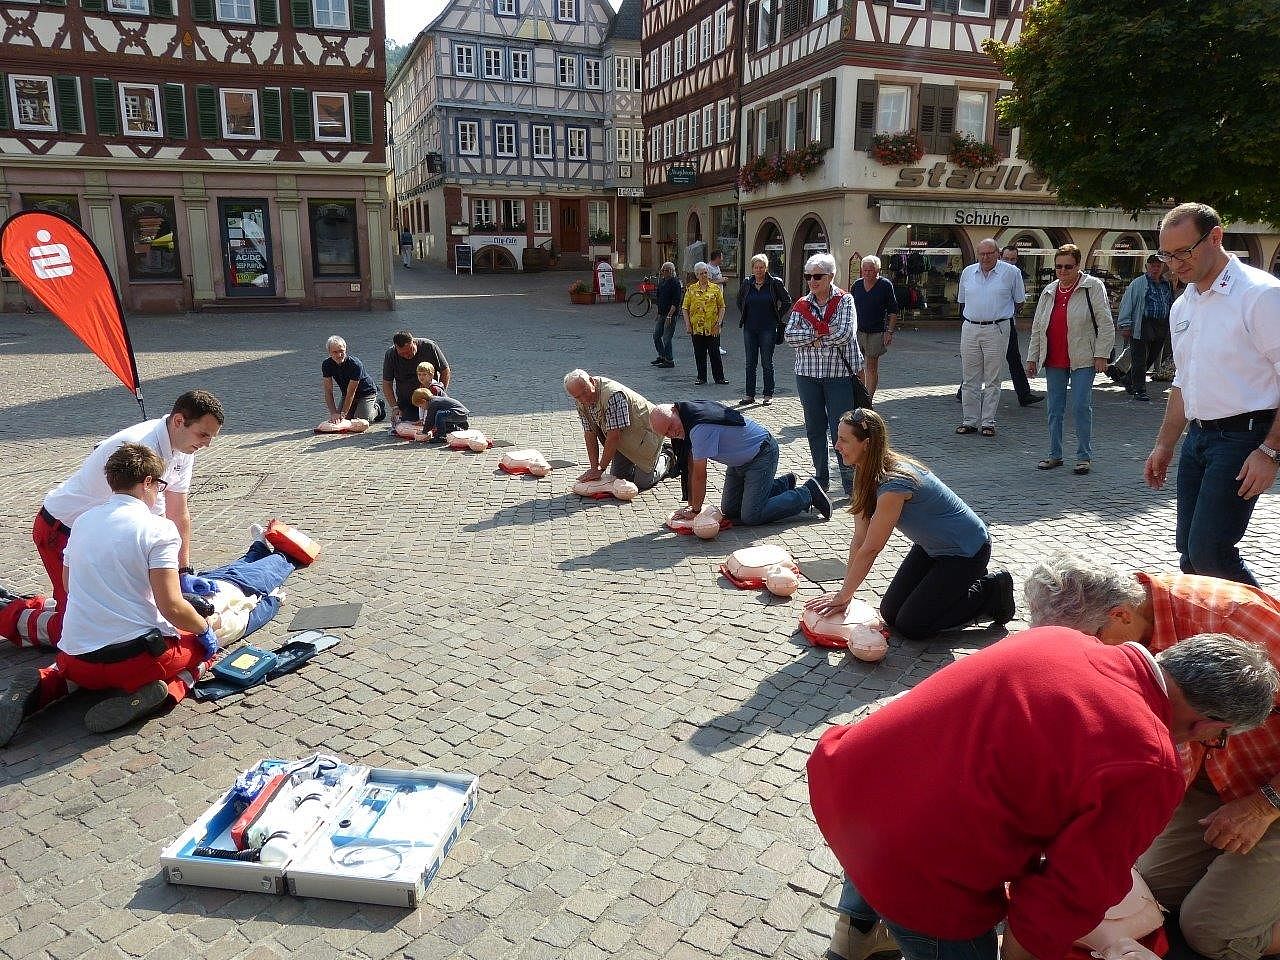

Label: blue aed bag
[211,646,279,686]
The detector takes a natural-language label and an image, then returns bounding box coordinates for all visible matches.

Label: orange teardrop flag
[0,210,143,411]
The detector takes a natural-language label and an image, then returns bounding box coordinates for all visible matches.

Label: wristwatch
[1259,444,1280,463]
[1260,782,1280,811]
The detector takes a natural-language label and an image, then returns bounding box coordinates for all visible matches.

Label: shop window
[876,85,909,134]
[217,0,253,23]
[712,205,738,274]
[956,90,988,140]
[309,200,359,277]
[23,194,82,224]
[10,75,56,132]
[121,196,181,280]
[220,89,259,139]
[219,198,275,296]
[314,0,348,28]
[312,92,349,141]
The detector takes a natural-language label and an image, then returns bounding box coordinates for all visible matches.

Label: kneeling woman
[806,409,1015,641]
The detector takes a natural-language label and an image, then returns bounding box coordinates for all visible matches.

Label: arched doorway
[790,216,829,292]
[753,220,784,278]
[1222,231,1261,266]
[687,211,702,244]
[878,224,970,320]
[473,245,518,273]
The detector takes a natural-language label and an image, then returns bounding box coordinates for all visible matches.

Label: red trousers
[28,509,69,646]
[35,633,210,711]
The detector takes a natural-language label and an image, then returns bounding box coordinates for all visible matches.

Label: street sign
[667,165,696,186]
[617,187,644,198]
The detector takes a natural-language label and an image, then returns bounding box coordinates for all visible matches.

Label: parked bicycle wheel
[627,292,652,318]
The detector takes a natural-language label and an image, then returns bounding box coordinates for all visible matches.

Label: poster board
[594,260,615,298]
[454,244,472,275]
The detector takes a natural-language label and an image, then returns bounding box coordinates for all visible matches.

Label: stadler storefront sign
[894,161,1049,194]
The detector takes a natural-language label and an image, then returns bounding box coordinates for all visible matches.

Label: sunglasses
[1054,263,1078,270]
[804,273,830,281]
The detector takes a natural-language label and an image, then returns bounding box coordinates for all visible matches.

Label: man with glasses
[957,239,1026,437]
[1144,202,1280,586]
[1117,255,1175,402]
[8,390,225,649]
[1025,554,1280,960]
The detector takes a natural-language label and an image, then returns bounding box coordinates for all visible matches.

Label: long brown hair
[843,408,927,518]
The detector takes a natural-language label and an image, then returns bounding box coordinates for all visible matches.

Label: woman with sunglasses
[805,408,1016,642]
[785,252,862,496]
[1025,244,1115,475]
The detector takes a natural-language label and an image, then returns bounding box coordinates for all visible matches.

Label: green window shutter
[54,76,83,134]
[291,0,312,28]
[351,90,372,144]
[261,88,282,140]
[153,0,175,16]
[0,75,9,131]
[255,0,279,26]
[195,85,219,139]
[81,0,105,10]
[193,0,214,21]
[352,0,372,31]
[163,83,187,138]
[291,87,312,140]
[92,77,119,135]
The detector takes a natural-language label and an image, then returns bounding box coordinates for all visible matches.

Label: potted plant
[505,218,527,233]
[472,219,497,233]
[568,279,594,304]
[948,133,999,169]
[868,131,925,165]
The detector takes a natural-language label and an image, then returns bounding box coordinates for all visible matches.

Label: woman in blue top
[805,408,1015,641]
[735,253,793,406]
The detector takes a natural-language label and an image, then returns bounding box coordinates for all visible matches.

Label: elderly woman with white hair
[682,260,727,386]
[735,252,793,406]
[1024,552,1280,960]
[320,335,384,431]
[785,251,863,496]
[652,261,682,368]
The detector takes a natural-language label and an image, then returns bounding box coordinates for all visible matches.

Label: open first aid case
[160,755,478,907]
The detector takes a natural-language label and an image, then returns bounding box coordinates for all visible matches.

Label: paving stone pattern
[1,265,1277,960]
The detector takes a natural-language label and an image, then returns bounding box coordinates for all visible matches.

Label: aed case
[210,646,277,686]
[160,764,479,907]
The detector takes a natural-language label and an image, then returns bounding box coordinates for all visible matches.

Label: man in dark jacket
[652,262,681,368]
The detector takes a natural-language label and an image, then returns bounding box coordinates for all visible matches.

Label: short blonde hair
[750,253,769,269]
[411,387,431,407]
[417,361,436,381]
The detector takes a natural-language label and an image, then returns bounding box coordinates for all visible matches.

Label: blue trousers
[1176,420,1267,586]
[653,314,676,362]
[720,437,812,524]
[1044,366,1095,461]
[202,542,295,638]
[743,326,776,398]
[838,877,997,960]
[795,374,855,493]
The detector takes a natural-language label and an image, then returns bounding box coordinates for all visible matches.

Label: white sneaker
[828,914,900,960]
[249,523,274,551]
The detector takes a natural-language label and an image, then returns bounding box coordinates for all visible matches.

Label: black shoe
[658,360,675,368]
[804,478,832,521]
[763,396,773,405]
[651,358,664,365]
[693,379,706,385]
[987,571,1016,626]
[714,379,729,385]
[781,472,797,490]
[1134,392,1151,402]
[84,680,169,734]
[0,672,40,747]
[737,397,754,406]
[1019,394,1044,406]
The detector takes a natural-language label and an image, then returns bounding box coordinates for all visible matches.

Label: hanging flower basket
[948,133,999,169]
[869,131,925,165]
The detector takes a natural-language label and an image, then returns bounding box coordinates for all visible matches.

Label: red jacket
[807,628,1185,960]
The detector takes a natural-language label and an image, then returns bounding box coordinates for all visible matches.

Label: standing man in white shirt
[1144,202,1280,586]
[956,239,1026,437]
[17,390,224,648]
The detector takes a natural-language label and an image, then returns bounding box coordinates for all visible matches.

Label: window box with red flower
[948,134,999,170]
[868,131,925,166]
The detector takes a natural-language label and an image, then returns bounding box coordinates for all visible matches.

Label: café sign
[894,161,1049,194]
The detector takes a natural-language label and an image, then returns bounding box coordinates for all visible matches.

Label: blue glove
[179,574,217,596]
[197,626,220,660]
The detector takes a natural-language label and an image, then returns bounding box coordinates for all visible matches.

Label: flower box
[869,131,925,166]
[570,292,594,305]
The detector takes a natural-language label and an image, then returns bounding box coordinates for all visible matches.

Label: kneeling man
[649,401,831,524]
[1025,555,1280,960]
[564,369,673,491]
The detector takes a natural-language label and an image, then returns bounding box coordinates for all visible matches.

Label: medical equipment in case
[160,756,478,907]
[210,646,278,686]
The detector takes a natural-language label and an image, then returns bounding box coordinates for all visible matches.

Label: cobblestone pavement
[1,263,1277,960]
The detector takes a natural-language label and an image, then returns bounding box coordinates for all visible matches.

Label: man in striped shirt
[1025,555,1280,960]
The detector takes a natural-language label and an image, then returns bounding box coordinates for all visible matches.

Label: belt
[964,318,1010,326]
[1192,410,1275,432]
[38,506,71,536]
[71,629,172,664]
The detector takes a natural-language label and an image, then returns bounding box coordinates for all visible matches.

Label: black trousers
[691,333,724,382]
[880,541,993,641]
[1129,315,1171,395]
[1005,321,1032,402]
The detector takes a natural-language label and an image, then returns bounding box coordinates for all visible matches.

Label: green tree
[984,1,1280,224]
[385,39,411,81]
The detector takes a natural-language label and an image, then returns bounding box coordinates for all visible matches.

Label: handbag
[837,346,874,410]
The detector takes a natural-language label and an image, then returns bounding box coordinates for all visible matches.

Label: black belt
[38,507,71,536]
[1192,410,1275,432]
[72,629,172,664]
[964,318,1010,326]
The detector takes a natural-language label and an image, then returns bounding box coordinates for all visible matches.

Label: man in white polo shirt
[1144,202,1280,586]
[0,443,220,746]
[11,390,223,648]
[957,238,1026,437]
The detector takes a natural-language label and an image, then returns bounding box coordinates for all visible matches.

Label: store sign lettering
[894,162,1050,193]
[953,210,1011,226]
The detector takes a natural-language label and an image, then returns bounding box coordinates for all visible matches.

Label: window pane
[310,200,357,276]
[217,0,252,21]
[120,83,161,136]
[534,200,550,232]
[221,90,259,138]
[314,0,349,28]
[956,90,987,139]
[11,76,55,131]
[511,51,530,81]
[313,92,349,140]
[121,196,180,280]
[876,86,909,134]
[959,0,987,13]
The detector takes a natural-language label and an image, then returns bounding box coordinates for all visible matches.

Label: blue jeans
[838,878,998,960]
[743,326,776,398]
[795,374,855,493]
[653,314,676,362]
[1175,420,1267,586]
[1044,366,1095,461]
[202,542,296,639]
[720,437,812,524]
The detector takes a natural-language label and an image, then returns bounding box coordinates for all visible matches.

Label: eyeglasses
[804,273,829,281]
[149,476,168,493]
[1155,228,1212,264]
[1054,263,1078,270]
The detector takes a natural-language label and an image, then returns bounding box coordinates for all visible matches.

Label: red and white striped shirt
[1140,572,1280,801]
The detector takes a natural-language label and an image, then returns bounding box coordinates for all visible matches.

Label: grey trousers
[609,447,671,492]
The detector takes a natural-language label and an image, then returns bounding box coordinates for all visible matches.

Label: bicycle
[627,275,658,318]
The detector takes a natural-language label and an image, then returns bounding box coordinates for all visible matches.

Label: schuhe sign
[895,161,1049,193]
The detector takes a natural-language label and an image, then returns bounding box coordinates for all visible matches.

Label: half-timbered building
[0,0,391,313]
[602,0,644,266]
[739,0,1279,309]
[389,0,629,273]
[640,0,740,276]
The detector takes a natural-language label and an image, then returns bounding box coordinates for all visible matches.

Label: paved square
[1,266,1277,960]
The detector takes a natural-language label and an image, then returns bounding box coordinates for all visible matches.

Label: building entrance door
[219,198,275,297]
[560,203,582,254]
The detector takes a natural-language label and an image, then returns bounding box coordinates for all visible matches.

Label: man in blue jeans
[651,261,681,368]
[1144,202,1280,586]
[649,401,831,524]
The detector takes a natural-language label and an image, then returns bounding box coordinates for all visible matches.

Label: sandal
[1037,458,1063,470]
[980,426,996,437]
[1073,460,1092,475]
[956,425,978,435]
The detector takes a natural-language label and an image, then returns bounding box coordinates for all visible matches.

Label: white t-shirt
[42,416,194,525]
[60,494,181,655]
[706,261,726,285]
